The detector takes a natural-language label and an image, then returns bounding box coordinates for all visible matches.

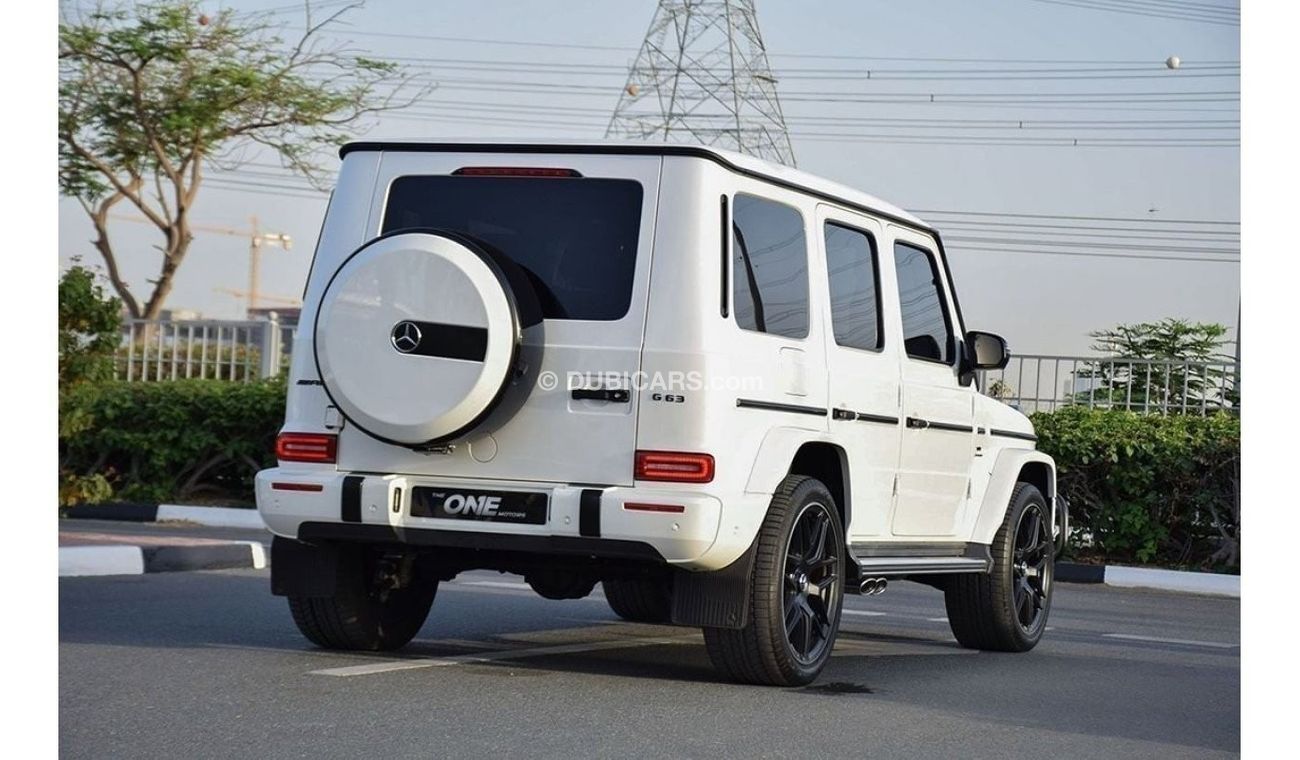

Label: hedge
[1031,407,1239,571]
[59,379,285,505]
[58,381,1239,570]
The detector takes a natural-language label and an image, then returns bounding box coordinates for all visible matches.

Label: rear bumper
[255,468,731,569]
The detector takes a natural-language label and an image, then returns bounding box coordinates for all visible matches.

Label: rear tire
[603,578,672,623]
[703,475,844,686]
[287,545,437,651]
[944,483,1054,652]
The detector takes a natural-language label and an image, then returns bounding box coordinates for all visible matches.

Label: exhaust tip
[858,577,888,596]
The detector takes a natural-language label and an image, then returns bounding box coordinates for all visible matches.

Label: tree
[1076,318,1235,412]
[59,263,123,388]
[59,1,422,318]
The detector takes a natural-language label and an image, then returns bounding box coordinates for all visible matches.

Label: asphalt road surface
[60,543,1239,759]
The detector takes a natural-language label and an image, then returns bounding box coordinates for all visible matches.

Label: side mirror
[964,330,1011,370]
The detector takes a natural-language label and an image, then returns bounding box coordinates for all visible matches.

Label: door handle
[906,416,930,429]
[571,388,630,403]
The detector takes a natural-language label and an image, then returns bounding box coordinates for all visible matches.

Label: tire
[944,483,1054,652]
[703,475,845,686]
[287,545,437,651]
[603,578,672,623]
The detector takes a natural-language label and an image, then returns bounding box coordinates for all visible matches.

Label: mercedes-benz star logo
[390,321,422,354]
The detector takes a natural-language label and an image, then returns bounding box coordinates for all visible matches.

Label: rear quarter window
[382,175,644,320]
[731,193,809,339]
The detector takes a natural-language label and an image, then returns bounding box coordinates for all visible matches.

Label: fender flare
[970,448,1057,545]
[742,425,849,538]
[744,426,843,496]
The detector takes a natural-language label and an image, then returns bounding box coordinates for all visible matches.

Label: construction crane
[110,214,294,314]
[213,287,301,309]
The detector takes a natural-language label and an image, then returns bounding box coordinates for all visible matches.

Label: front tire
[287,545,437,651]
[703,475,845,686]
[944,483,1054,652]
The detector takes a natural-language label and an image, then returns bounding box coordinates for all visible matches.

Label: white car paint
[257,141,1052,574]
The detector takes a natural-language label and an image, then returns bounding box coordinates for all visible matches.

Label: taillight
[275,432,338,464]
[452,166,582,178]
[634,450,715,483]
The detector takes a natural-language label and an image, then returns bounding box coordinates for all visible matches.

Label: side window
[731,194,809,339]
[823,222,882,351]
[893,241,954,364]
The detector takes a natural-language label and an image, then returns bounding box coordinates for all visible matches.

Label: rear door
[888,226,975,538]
[333,151,661,486]
[816,206,901,539]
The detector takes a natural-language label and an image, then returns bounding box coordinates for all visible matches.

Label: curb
[59,541,268,577]
[64,503,266,530]
[1057,561,1239,597]
[61,506,1240,597]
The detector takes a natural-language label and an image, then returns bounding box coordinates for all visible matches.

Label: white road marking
[311,636,690,677]
[926,617,949,623]
[241,541,268,570]
[1102,633,1237,649]
[458,580,532,590]
[842,609,887,617]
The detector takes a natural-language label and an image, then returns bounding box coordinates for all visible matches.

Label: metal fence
[115,321,1239,415]
[116,316,296,382]
[979,354,1239,415]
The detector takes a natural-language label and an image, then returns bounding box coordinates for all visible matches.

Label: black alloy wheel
[1012,501,1053,635]
[783,501,842,665]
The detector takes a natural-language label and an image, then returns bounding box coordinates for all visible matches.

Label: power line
[198,173,1239,266]
[949,245,1236,264]
[371,110,1238,147]
[936,224,1237,244]
[944,235,1238,254]
[915,209,1239,225]
[296,25,1241,61]
[364,55,1239,81]
[1025,0,1240,27]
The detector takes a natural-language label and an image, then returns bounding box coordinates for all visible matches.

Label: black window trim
[823,219,885,355]
[719,194,730,318]
[894,239,958,368]
[728,191,812,342]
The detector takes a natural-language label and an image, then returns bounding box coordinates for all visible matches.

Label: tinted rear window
[382,175,644,320]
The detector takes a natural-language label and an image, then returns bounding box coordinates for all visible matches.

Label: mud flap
[670,539,758,629]
[270,536,338,598]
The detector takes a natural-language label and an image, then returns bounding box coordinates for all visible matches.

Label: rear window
[382,175,644,320]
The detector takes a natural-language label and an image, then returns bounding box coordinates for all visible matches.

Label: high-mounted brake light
[275,432,338,464]
[634,450,715,483]
[452,166,583,178]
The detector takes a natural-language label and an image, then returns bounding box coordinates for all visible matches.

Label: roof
[338,139,932,232]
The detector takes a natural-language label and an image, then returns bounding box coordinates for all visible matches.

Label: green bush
[57,378,1240,572]
[1031,406,1239,570]
[59,378,286,504]
[59,265,122,389]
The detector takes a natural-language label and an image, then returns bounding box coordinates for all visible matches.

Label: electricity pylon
[606,0,796,166]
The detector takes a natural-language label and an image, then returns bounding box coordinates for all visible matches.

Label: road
[59,527,1239,759]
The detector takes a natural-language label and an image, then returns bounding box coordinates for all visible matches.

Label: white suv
[257,141,1063,686]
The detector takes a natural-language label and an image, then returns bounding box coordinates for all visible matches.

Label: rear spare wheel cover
[314,231,521,446]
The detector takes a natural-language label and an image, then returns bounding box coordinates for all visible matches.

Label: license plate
[410,487,548,525]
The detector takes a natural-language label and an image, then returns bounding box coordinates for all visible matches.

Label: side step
[854,556,990,576]
[848,542,992,579]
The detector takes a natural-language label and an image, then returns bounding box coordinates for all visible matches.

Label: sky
[57,0,1241,355]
